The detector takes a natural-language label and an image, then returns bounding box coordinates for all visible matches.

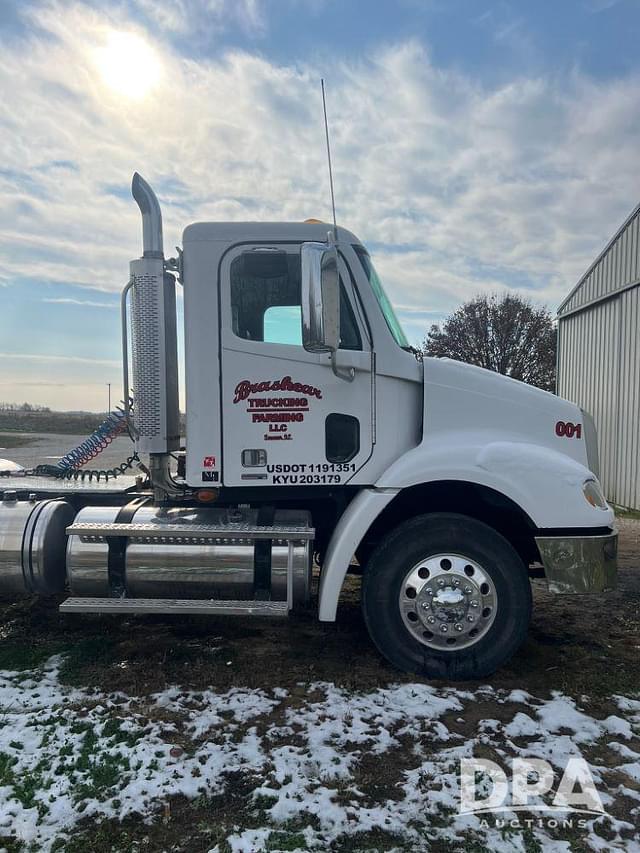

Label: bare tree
[423,293,557,392]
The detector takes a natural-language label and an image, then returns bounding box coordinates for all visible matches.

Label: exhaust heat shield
[129,173,180,455]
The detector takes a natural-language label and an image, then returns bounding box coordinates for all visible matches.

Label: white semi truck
[0,174,617,679]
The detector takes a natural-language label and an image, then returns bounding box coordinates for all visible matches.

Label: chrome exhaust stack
[132,171,164,258]
[125,173,180,496]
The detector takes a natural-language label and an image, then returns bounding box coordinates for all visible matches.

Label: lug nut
[454,624,463,632]
[452,579,460,587]
[421,602,430,610]
[427,616,435,624]
[471,601,479,608]
[440,625,448,633]
[464,587,472,595]
[437,579,445,588]
[467,615,475,622]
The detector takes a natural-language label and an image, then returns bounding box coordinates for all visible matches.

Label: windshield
[354,247,410,349]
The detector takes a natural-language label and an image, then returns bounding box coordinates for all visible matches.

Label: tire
[362,512,532,680]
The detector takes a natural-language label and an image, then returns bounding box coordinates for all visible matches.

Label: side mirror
[301,241,340,353]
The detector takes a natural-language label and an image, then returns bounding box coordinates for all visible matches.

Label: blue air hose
[34,401,140,482]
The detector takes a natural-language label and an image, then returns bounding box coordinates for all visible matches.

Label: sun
[95,31,162,99]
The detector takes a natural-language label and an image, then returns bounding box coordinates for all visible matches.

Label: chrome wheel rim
[398,553,498,650]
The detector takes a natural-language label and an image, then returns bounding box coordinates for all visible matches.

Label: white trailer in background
[0,174,617,680]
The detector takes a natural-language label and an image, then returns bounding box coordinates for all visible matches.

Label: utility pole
[107,383,111,413]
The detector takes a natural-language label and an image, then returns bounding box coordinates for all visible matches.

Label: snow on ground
[0,657,638,852]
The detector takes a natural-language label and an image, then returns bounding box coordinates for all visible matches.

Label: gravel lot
[0,433,139,471]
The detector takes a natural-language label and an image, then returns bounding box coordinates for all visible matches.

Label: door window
[230,248,362,350]
[263,306,303,345]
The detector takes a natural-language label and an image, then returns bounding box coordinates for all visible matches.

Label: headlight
[583,479,608,510]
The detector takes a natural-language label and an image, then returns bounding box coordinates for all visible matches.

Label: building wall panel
[557,299,621,500]
[615,287,640,509]
[559,207,640,316]
[559,204,640,508]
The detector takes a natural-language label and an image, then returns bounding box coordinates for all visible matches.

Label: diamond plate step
[66,521,314,543]
[59,597,289,616]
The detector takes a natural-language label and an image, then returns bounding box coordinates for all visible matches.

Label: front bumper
[535,531,618,594]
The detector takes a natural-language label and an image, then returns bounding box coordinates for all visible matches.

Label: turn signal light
[197,489,218,503]
[583,480,607,509]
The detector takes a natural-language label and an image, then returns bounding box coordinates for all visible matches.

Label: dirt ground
[0,517,637,853]
[1,519,638,701]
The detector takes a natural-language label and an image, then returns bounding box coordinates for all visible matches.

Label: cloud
[128,0,271,39]
[0,352,120,367]
[42,297,118,308]
[0,0,639,403]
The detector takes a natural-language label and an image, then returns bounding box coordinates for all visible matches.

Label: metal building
[557,202,640,510]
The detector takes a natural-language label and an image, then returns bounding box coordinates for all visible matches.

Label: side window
[231,249,298,343]
[264,306,302,345]
[230,248,362,350]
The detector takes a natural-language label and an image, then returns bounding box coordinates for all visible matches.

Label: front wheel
[362,513,532,680]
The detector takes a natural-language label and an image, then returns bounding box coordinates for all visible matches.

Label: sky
[1,0,639,411]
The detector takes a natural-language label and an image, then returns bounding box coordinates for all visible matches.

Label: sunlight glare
[95,31,161,99]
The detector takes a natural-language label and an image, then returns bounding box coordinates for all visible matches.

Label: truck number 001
[555,420,582,439]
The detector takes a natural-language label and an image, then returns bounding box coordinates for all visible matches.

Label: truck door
[220,244,373,487]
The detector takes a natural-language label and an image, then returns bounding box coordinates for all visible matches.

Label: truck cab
[0,174,617,680]
[182,222,422,490]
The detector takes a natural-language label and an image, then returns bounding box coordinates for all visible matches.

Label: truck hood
[376,357,612,528]
[426,357,567,412]
[422,357,589,469]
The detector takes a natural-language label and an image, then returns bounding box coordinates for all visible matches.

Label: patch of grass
[330,828,412,852]
[253,793,278,811]
[57,636,118,685]
[50,779,271,853]
[522,826,544,853]
[0,642,62,671]
[70,727,132,802]
[613,504,640,519]
[0,433,37,450]
[265,829,308,851]
[74,754,128,800]
[51,824,145,853]
[427,840,485,853]
[0,751,17,786]
[13,770,46,810]
[0,752,51,816]
[0,838,27,853]
[100,717,142,749]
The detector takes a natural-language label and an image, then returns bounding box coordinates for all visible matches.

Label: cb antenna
[321,78,338,241]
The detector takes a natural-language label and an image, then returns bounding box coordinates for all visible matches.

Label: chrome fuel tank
[67,505,312,605]
[0,493,76,596]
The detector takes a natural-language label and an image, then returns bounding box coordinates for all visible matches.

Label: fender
[318,437,613,622]
[377,435,613,528]
[318,487,397,621]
